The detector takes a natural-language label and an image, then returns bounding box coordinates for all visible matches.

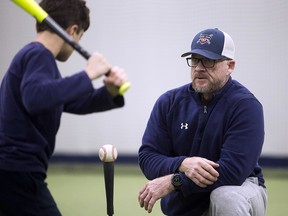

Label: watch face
[172,174,182,187]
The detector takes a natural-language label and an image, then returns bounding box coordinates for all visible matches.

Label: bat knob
[118,82,131,95]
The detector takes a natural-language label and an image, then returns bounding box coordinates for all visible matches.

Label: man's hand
[138,175,174,213]
[179,157,219,188]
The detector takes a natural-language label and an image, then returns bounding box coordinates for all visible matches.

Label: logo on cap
[197,34,213,45]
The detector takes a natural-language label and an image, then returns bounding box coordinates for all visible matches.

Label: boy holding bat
[0,0,128,215]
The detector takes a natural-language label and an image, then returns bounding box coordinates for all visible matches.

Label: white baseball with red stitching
[99,144,118,162]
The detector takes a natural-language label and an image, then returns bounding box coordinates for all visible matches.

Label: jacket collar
[189,77,233,103]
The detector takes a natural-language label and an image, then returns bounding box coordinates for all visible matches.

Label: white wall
[0,0,287,157]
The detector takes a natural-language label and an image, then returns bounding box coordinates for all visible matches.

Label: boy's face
[56,28,84,62]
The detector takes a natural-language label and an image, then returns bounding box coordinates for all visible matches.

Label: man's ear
[227,60,236,75]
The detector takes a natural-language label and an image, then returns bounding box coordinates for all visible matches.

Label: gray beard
[192,79,226,94]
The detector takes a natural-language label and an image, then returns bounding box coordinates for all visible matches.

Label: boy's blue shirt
[0,42,124,174]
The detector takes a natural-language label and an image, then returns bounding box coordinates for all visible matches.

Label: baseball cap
[181,28,235,60]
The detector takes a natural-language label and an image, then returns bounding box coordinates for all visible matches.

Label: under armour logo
[181,123,188,129]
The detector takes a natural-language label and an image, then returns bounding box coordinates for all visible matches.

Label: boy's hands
[103,66,128,97]
[85,52,128,96]
[85,52,111,80]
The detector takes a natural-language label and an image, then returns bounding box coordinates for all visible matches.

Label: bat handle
[74,47,132,95]
[44,17,90,60]
[44,16,131,95]
[76,49,131,95]
[71,42,91,60]
[103,162,114,216]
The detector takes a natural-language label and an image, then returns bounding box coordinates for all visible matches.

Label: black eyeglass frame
[185,57,230,68]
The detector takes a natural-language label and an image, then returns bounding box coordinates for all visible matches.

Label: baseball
[98,144,118,162]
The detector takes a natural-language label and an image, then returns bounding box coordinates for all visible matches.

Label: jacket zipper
[203,105,208,114]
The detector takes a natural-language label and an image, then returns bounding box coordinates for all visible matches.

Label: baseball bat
[11,0,131,95]
[103,162,115,216]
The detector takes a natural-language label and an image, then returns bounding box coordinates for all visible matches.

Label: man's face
[190,54,235,95]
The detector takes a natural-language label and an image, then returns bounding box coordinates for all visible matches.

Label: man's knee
[209,178,267,216]
[211,186,244,206]
[210,186,250,214]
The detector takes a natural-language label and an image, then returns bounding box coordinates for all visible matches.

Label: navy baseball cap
[181,28,235,60]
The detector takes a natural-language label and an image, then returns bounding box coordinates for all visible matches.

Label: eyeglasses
[186,57,228,68]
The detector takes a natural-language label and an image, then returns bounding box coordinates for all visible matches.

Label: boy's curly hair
[36,0,90,33]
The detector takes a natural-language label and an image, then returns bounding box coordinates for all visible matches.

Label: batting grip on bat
[11,0,131,95]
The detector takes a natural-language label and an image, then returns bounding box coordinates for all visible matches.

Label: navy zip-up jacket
[0,42,124,174]
[138,78,265,215]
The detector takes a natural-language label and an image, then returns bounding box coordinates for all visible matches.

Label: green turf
[47,164,162,216]
[47,164,288,216]
[262,169,288,216]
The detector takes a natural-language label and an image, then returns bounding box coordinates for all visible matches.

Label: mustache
[193,74,209,79]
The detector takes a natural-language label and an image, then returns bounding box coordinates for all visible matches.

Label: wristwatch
[171,173,182,191]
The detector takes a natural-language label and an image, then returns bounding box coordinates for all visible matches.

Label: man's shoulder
[223,79,262,108]
[164,83,191,96]
[153,83,195,114]
[158,83,191,102]
[228,79,257,100]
